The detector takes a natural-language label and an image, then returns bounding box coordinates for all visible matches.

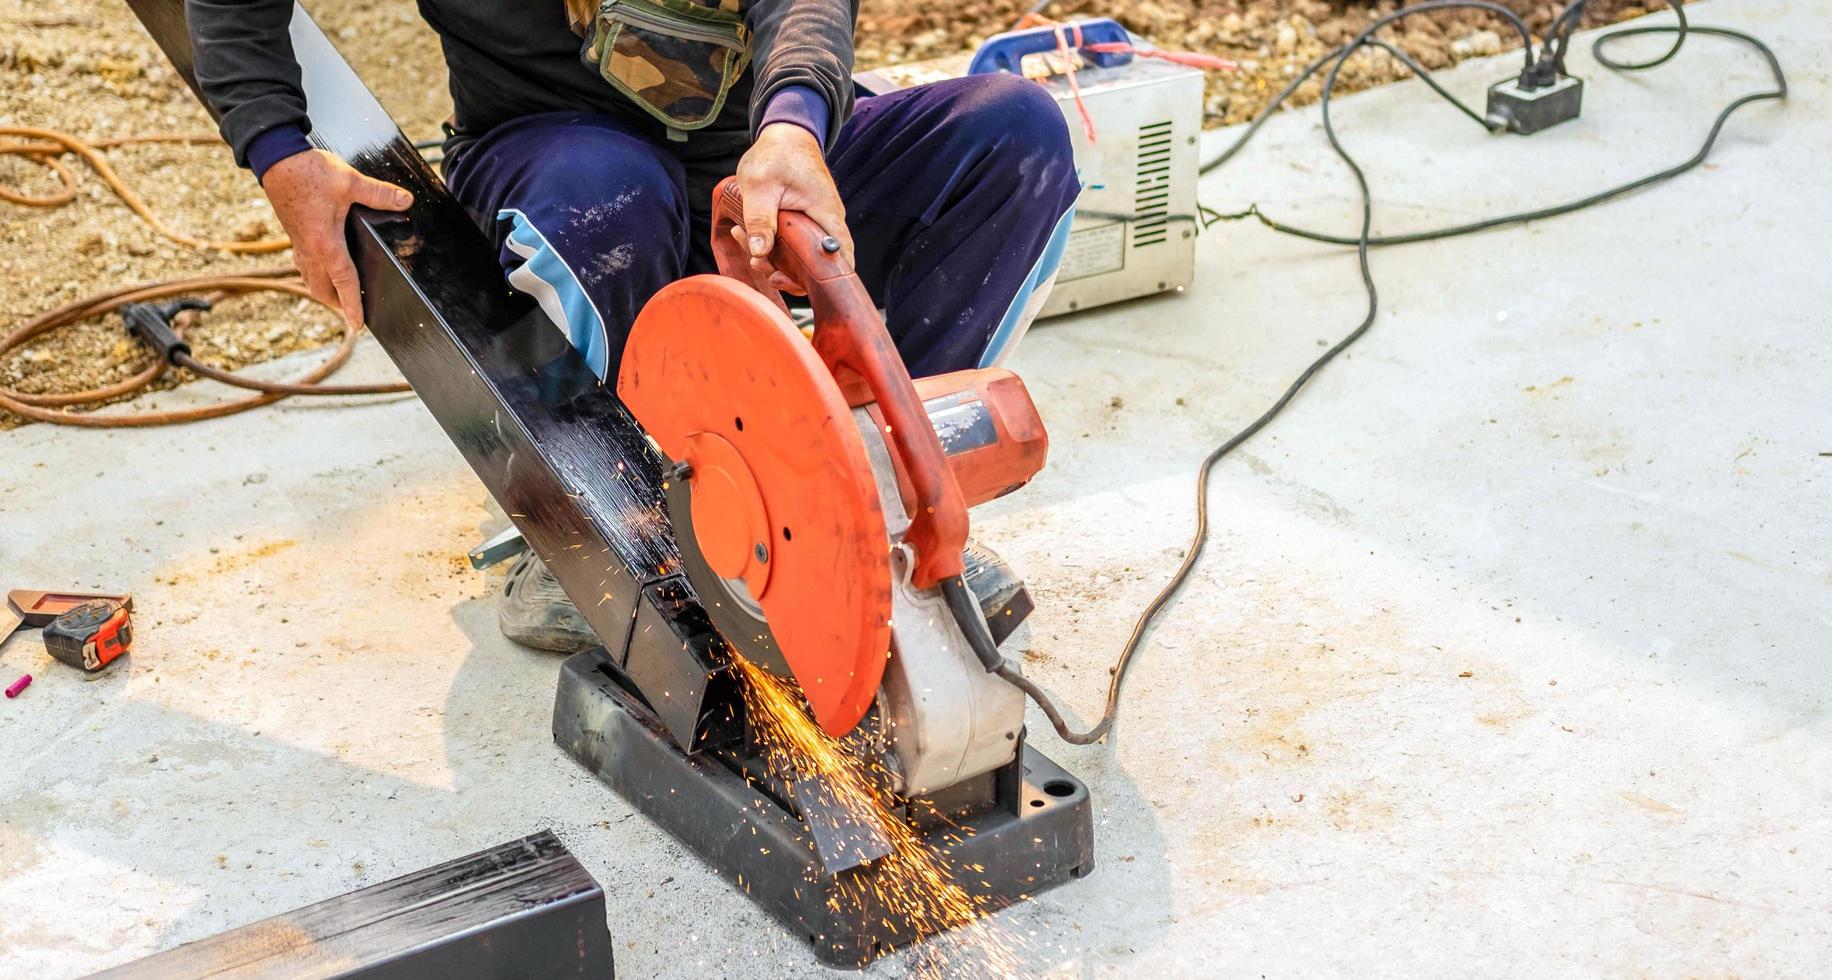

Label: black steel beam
[91,831,613,979]
[124,0,724,748]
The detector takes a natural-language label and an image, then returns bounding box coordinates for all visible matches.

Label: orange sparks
[729,655,1025,976]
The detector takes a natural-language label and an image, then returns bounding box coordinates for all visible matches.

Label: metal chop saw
[113,2,1087,967]
[625,179,1044,789]
[554,180,1093,965]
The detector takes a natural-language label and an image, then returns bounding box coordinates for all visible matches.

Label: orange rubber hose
[0,128,291,253]
[0,129,411,426]
[0,271,409,428]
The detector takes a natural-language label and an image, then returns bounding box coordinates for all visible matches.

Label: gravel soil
[0,0,446,428]
[1,0,1648,426]
[858,0,1651,126]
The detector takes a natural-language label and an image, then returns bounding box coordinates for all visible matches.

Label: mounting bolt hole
[1028,798,1045,808]
[734,416,744,431]
[1043,779,1077,798]
[781,526,792,541]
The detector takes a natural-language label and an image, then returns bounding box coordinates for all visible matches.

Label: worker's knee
[460,119,689,378]
[951,72,1069,144]
[504,129,687,264]
[454,115,688,275]
[944,73,1078,199]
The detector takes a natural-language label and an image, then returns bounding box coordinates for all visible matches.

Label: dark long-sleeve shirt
[185,0,856,173]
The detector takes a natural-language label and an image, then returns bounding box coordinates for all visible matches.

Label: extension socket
[1487,73,1584,134]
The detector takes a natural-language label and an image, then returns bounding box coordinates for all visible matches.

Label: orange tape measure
[5,589,134,675]
[44,600,133,673]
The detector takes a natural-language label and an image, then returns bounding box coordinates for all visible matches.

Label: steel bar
[90,831,614,979]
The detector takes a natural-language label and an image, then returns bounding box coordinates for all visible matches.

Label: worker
[187,0,1078,651]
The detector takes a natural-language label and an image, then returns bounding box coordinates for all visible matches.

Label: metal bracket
[469,525,529,570]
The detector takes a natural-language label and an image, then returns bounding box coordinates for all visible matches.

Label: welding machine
[857,18,1205,318]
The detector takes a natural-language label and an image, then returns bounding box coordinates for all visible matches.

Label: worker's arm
[745,0,858,149]
[186,0,411,328]
[733,0,860,283]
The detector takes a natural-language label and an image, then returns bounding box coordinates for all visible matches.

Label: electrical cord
[1205,11,1789,250]
[412,136,444,167]
[1204,38,1515,182]
[0,271,409,428]
[1001,1,1786,745]
[1546,1,1588,74]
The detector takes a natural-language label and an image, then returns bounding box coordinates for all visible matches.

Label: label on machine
[1057,222,1127,283]
[922,390,998,455]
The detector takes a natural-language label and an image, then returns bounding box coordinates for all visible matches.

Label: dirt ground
[860,0,1650,123]
[0,0,443,428]
[1,0,1648,427]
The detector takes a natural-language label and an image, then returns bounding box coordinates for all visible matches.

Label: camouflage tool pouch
[586,0,751,137]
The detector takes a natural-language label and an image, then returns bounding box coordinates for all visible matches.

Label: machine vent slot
[1133,120,1174,248]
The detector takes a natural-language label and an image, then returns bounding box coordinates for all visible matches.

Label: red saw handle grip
[710,177,967,588]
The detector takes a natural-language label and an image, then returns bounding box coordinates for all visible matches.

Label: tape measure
[4,589,135,676]
[44,600,133,673]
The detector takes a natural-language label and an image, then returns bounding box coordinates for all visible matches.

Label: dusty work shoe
[498,552,598,654]
[962,538,1034,646]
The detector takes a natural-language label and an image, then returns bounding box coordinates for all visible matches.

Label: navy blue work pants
[445,74,1079,380]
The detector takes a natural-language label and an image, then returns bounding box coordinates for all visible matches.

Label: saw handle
[710,177,967,588]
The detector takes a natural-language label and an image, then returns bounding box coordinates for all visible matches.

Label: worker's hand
[261,149,413,328]
[732,122,853,294]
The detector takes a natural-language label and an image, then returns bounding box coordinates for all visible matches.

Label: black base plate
[553,648,1094,968]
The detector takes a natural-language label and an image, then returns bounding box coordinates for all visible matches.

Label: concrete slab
[2,2,1827,975]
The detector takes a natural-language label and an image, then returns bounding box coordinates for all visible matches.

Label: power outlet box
[1487,74,1584,134]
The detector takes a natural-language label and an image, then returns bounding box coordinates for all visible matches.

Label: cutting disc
[618,275,892,737]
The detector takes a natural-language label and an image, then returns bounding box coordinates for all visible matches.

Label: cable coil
[0,128,410,427]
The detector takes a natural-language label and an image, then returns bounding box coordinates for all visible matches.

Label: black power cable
[1003,1,1787,745]
[1202,8,1535,173]
[1221,6,1785,248]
